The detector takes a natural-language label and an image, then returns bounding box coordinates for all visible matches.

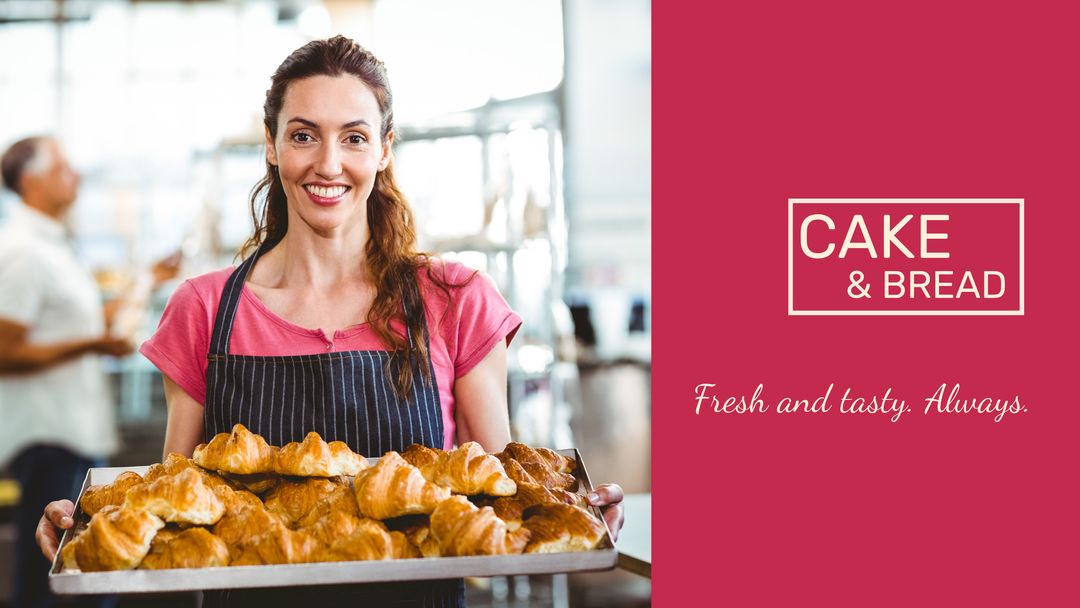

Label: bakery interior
[0,0,650,606]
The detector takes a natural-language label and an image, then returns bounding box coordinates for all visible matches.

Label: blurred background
[0,0,649,605]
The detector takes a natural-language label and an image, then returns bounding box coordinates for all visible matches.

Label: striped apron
[202,243,465,607]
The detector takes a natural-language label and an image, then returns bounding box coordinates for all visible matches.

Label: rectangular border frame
[787,198,1025,316]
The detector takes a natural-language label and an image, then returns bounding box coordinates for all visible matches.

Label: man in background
[0,136,142,608]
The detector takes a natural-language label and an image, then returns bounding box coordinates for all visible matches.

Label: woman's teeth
[305,185,347,198]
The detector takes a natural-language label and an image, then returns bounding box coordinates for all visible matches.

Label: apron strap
[208,239,275,357]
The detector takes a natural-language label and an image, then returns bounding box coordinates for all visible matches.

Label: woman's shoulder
[167,266,237,310]
[418,257,480,286]
[185,266,235,289]
[417,257,512,314]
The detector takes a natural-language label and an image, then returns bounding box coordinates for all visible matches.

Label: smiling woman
[239,39,442,401]
[35,35,624,607]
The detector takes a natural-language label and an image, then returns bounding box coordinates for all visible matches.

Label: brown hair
[1,136,47,196]
[243,36,470,397]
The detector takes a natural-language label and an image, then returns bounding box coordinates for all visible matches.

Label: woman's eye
[346,134,366,145]
[292,132,313,143]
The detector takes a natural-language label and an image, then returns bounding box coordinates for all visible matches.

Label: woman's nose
[315,143,342,177]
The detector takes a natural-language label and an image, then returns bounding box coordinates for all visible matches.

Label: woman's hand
[36,499,76,562]
[587,483,625,542]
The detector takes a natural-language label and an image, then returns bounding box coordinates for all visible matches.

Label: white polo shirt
[0,204,118,467]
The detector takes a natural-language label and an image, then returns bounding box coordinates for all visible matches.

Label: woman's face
[267,74,392,238]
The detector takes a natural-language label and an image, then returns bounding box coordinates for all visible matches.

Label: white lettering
[800,214,835,259]
[920,214,950,258]
[839,214,877,259]
[883,214,914,258]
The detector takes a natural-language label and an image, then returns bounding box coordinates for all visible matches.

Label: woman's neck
[256,222,370,290]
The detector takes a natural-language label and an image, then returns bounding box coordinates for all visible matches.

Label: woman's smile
[304,183,352,206]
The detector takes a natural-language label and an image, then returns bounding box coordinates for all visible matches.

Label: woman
[36,36,623,605]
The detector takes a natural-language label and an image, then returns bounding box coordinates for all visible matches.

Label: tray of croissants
[49,424,615,594]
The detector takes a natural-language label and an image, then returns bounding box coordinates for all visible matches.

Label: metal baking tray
[49,449,615,594]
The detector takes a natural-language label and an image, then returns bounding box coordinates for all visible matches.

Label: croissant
[63,505,164,571]
[483,481,576,531]
[399,443,441,471]
[391,530,421,559]
[312,523,415,562]
[212,501,289,559]
[295,483,361,528]
[123,468,225,526]
[231,525,322,566]
[495,443,577,492]
[275,432,368,477]
[222,472,279,495]
[353,452,450,519]
[148,527,181,546]
[301,511,372,546]
[80,471,145,516]
[500,458,530,485]
[212,485,263,516]
[60,534,82,571]
[139,527,230,570]
[521,503,606,553]
[263,477,342,525]
[430,496,530,556]
[402,442,516,496]
[498,459,582,510]
[193,424,277,475]
[537,447,576,473]
[398,517,441,558]
[145,453,235,491]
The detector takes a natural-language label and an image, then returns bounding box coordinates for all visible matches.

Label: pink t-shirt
[139,260,521,449]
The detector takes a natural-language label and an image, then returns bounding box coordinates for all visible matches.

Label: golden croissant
[430,496,530,556]
[499,459,583,510]
[62,505,164,571]
[263,477,342,525]
[353,451,450,519]
[275,432,368,477]
[212,484,263,516]
[80,471,145,517]
[231,525,322,566]
[145,453,235,491]
[301,511,373,546]
[295,483,360,528]
[521,503,606,554]
[390,530,421,559]
[139,527,230,570]
[123,468,225,526]
[402,442,516,496]
[482,481,577,531]
[313,522,416,562]
[399,443,441,471]
[213,501,289,560]
[193,424,277,475]
[60,536,81,571]
[495,443,577,492]
[221,472,279,495]
[398,517,442,558]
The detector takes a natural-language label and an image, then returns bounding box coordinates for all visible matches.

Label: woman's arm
[453,340,512,452]
[162,375,205,458]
